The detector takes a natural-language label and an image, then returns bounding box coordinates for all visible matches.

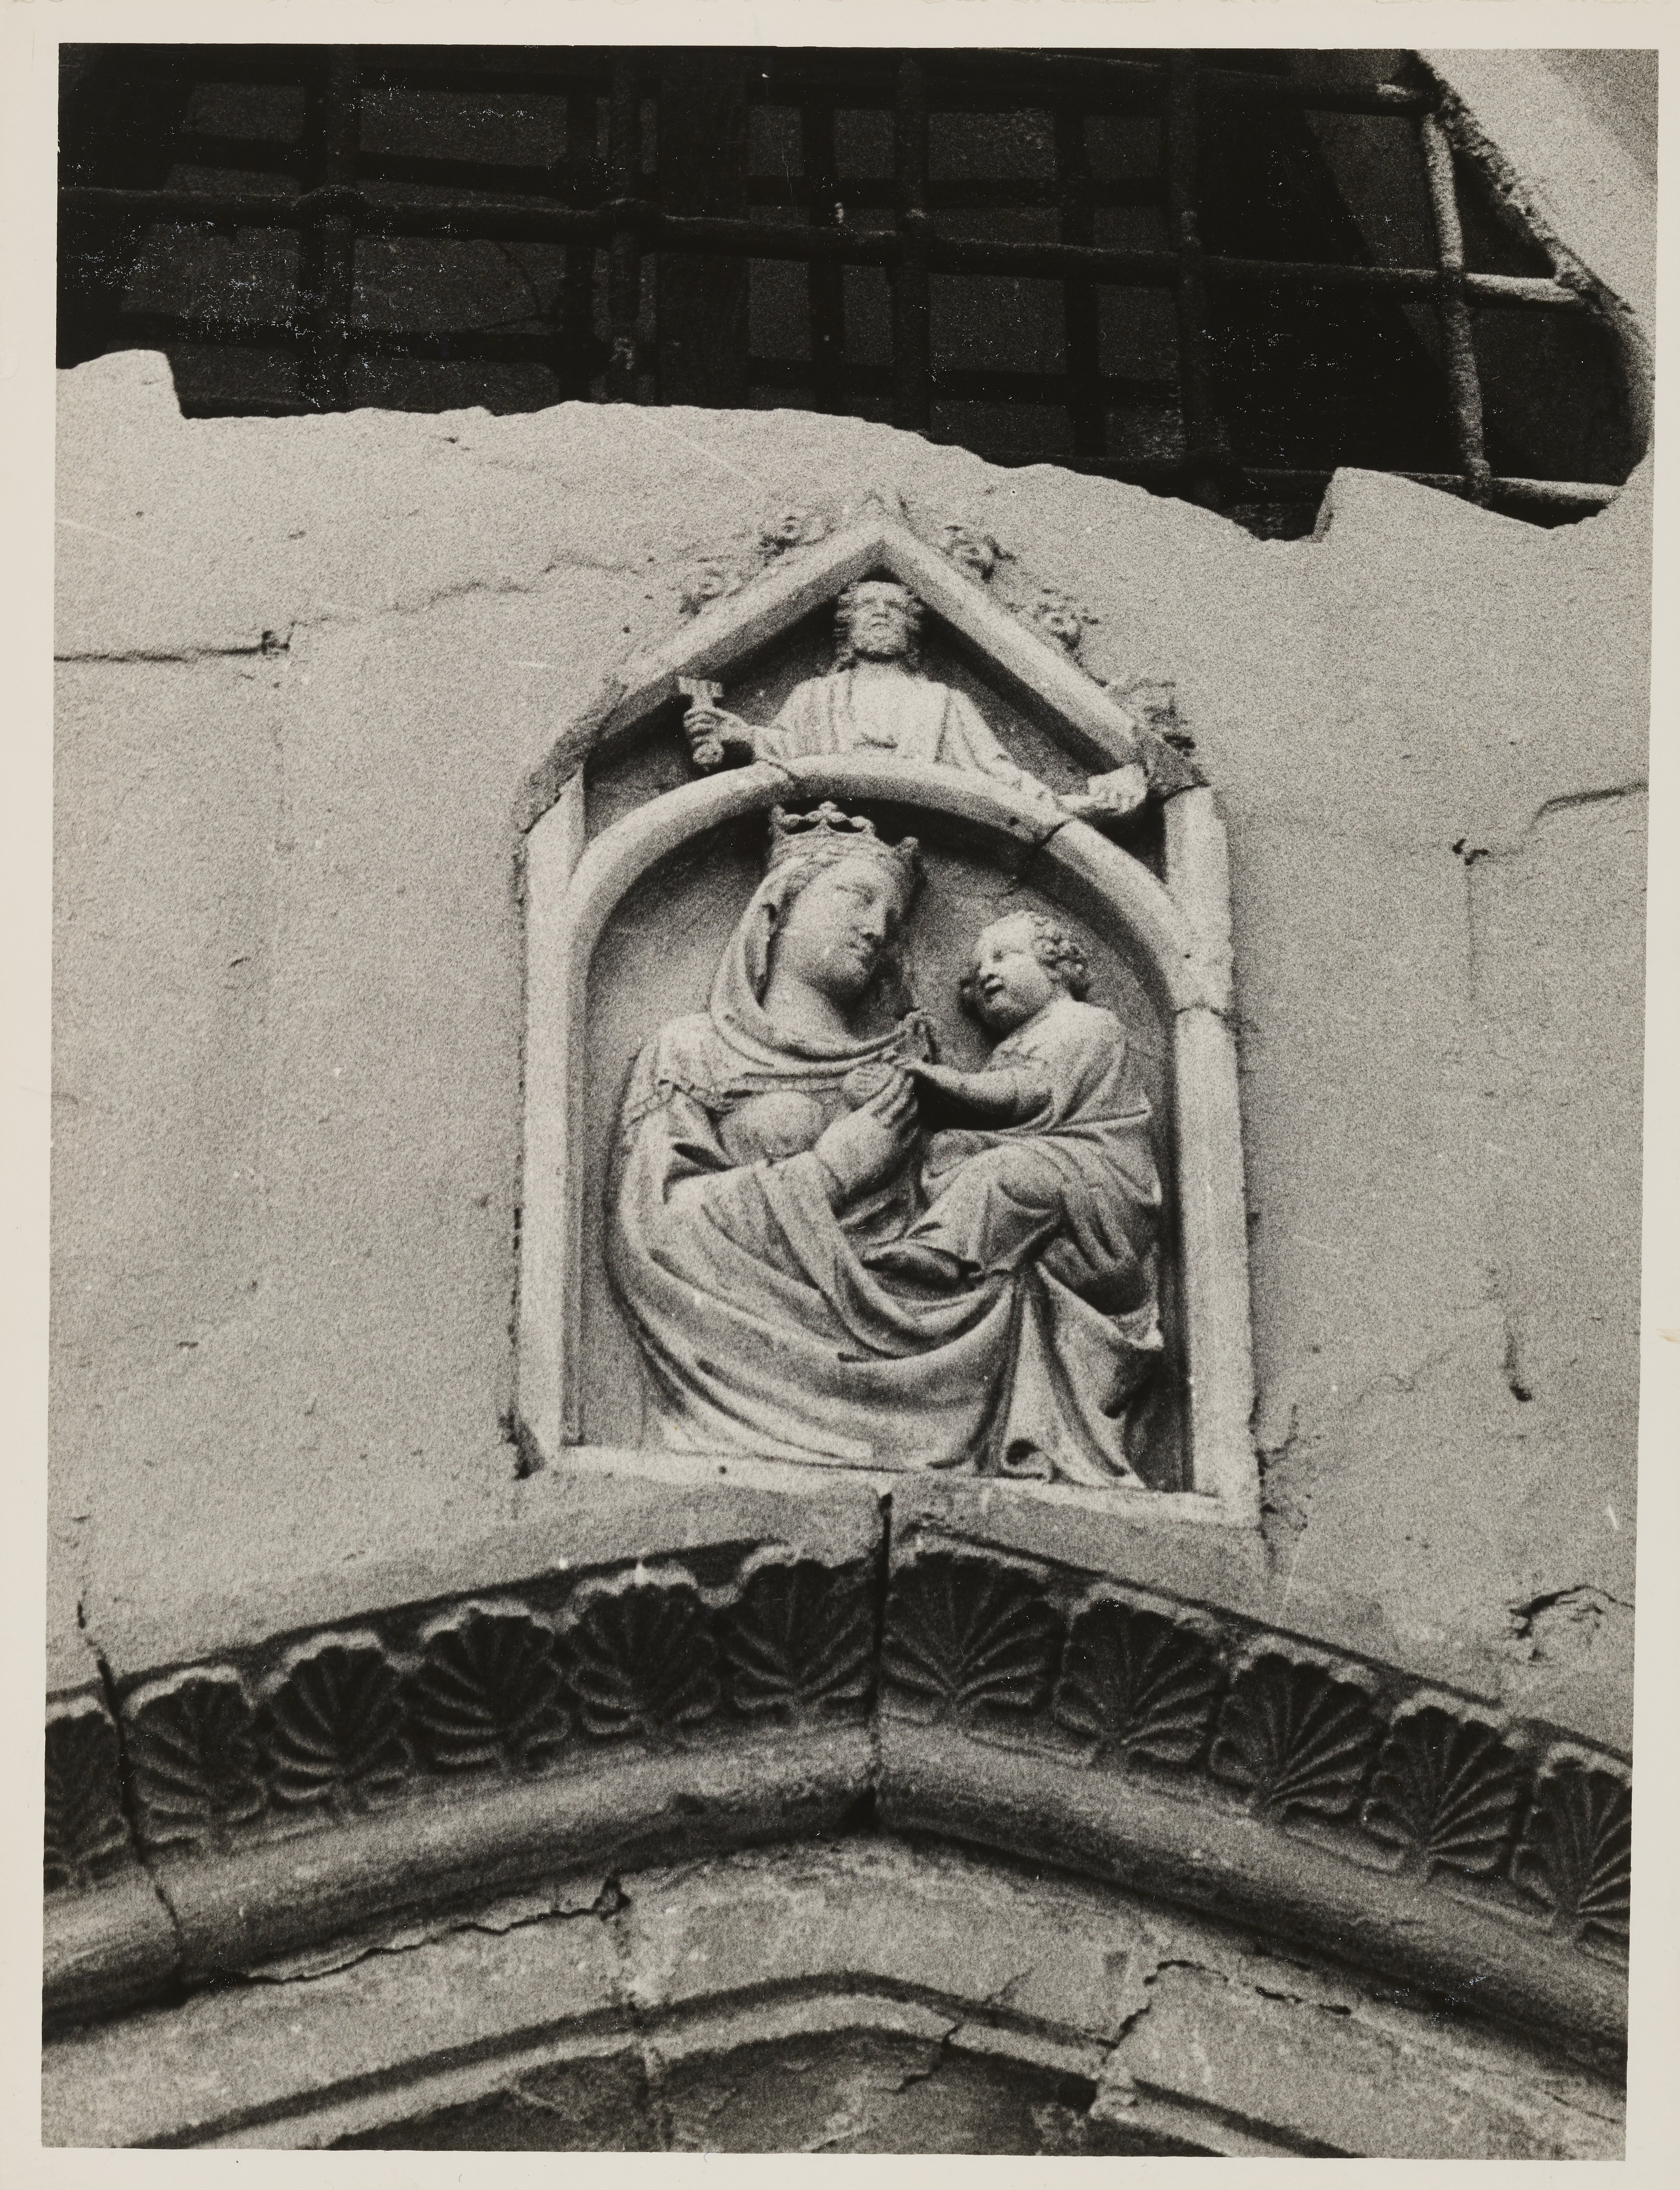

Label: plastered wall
[52,351,1647,1734]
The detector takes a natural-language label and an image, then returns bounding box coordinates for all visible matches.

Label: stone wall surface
[41,1838,1624,2155]
[53,349,1647,1737]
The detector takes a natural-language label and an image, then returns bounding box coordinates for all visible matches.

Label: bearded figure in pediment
[681,578,1145,820]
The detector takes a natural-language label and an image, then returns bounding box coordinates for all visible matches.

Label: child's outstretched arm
[906,1059,1048,1124]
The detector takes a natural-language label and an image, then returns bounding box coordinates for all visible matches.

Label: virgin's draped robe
[753,668,1065,815]
[606,873,1164,1481]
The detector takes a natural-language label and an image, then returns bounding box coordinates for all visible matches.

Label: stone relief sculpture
[680,578,1147,821]
[605,802,1164,1480]
[865,912,1160,1304]
[520,497,1256,1520]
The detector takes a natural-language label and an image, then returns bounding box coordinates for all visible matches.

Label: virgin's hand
[814,1072,917,1199]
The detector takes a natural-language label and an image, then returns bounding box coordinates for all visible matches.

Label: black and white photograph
[6,0,1673,2168]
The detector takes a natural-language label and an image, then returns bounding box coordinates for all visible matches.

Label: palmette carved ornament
[562,1567,721,1740]
[723,1551,877,1718]
[1511,1747,1632,1946]
[1361,1701,1524,1879]
[1208,1648,1382,1820]
[44,1696,132,1892]
[260,1634,410,1812]
[46,1538,1631,2062]
[1051,1590,1223,1766]
[875,1544,1631,1965]
[410,1607,570,1774]
[125,1669,267,1854]
[881,1552,1063,1719]
[57,1554,875,1887]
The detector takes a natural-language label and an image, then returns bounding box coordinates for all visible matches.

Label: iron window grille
[59,45,1641,536]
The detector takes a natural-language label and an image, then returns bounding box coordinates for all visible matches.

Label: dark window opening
[58,45,1640,539]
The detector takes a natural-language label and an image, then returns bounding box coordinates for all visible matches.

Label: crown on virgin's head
[765,802,921,881]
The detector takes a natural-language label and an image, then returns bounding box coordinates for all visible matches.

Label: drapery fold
[604,866,1162,1480]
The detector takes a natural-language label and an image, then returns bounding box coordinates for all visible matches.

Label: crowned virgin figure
[605,802,1165,1480]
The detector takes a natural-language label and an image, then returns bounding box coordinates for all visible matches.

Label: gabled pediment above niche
[535,500,1199,798]
[516,488,1253,1524]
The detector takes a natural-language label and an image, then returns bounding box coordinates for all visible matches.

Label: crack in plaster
[57,545,646,669]
[1252,1983,1354,2018]
[55,630,296,667]
[1504,1585,1632,1669]
[235,1880,620,1988]
[88,1634,189,1974]
[1452,778,1648,869]
[1454,774,1647,1413]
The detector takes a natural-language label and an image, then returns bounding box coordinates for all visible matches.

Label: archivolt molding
[47,1531,1629,2057]
[42,1835,1625,2156]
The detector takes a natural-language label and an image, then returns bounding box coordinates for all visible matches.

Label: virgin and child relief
[604,801,1168,1482]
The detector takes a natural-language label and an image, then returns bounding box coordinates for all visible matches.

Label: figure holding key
[679,579,1147,822]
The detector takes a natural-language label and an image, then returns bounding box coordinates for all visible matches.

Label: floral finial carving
[939,523,1003,584]
[760,507,833,556]
[1031,586,1093,655]
[677,557,745,618]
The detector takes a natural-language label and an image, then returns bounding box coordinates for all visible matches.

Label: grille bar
[1420,111,1491,501]
[58,183,1589,315]
[892,55,931,432]
[605,53,640,395]
[60,46,1629,528]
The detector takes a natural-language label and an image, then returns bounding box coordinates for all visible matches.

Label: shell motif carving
[882,1552,1061,1719]
[1512,1750,1632,1948]
[44,1699,131,1892]
[259,1635,410,1813]
[1208,1652,1380,1820]
[1051,1595,1223,1766]
[564,1569,722,1741]
[722,1556,875,1718]
[125,1669,266,1853]
[1360,1705,1522,1878]
[409,1606,570,1774]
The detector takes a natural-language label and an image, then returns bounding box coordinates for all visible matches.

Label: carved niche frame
[518,510,1259,1528]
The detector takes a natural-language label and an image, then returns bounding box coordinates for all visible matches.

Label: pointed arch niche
[518,513,1259,1529]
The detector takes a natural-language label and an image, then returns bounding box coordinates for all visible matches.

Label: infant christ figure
[867,912,1162,1309]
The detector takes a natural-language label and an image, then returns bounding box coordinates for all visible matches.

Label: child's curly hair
[959,912,1092,1011]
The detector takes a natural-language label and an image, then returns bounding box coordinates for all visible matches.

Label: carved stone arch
[520,711,1256,1523]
